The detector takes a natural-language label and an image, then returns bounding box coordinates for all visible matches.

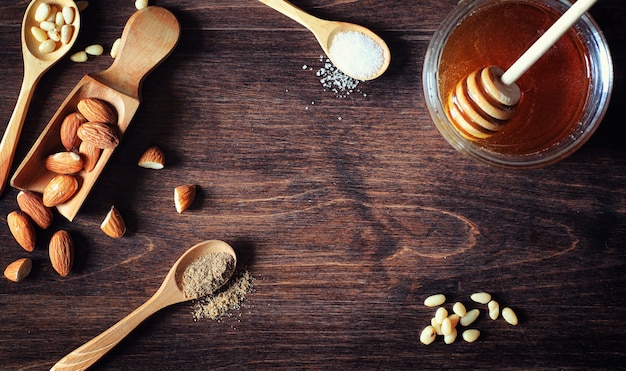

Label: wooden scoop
[447,0,597,140]
[11,6,180,221]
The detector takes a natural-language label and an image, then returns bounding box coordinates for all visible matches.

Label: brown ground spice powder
[182,252,235,299]
[191,268,254,321]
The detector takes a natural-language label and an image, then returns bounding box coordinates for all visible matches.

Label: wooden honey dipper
[447,0,598,140]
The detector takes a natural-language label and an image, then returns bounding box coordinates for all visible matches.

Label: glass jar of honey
[423,0,613,169]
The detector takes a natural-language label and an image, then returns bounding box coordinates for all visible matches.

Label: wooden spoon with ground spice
[50,240,236,371]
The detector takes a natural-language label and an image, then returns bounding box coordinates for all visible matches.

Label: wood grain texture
[0,0,625,370]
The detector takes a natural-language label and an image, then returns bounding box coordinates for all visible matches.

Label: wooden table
[1,0,625,369]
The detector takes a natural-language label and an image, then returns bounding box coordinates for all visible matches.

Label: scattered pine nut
[502,307,518,326]
[441,317,453,336]
[424,294,446,307]
[462,329,480,343]
[434,307,448,324]
[459,308,480,327]
[420,325,437,345]
[488,300,500,320]
[430,317,442,336]
[448,313,460,328]
[135,0,149,10]
[470,292,492,304]
[443,328,457,344]
[70,51,88,63]
[110,37,121,58]
[452,301,467,317]
[85,44,104,56]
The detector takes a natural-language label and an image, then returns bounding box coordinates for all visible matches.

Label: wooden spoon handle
[258,0,332,44]
[0,72,41,195]
[50,295,167,371]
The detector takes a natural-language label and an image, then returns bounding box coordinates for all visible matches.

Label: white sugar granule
[316,57,360,98]
[328,31,384,80]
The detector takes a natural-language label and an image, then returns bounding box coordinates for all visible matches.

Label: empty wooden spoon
[50,239,237,371]
[11,6,180,221]
[258,0,390,80]
[0,0,81,195]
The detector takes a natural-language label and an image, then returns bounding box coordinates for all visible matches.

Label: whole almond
[60,112,86,150]
[49,230,74,277]
[77,98,117,124]
[16,191,53,229]
[78,141,101,172]
[138,146,165,169]
[174,184,196,213]
[100,205,126,238]
[45,151,84,174]
[43,175,79,207]
[7,210,36,252]
[77,122,119,149]
[4,258,32,282]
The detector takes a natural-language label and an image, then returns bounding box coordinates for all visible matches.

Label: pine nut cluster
[420,292,519,345]
[31,2,77,54]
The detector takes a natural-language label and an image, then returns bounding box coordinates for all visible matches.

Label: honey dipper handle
[501,0,598,85]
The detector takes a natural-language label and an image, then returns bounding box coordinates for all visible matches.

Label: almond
[77,122,119,149]
[78,141,101,172]
[45,151,84,174]
[60,112,86,150]
[138,146,165,169]
[43,174,79,207]
[49,230,74,277]
[77,98,117,124]
[100,205,126,238]
[16,191,53,229]
[4,258,32,282]
[174,184,196,213]
[7,210,36,252]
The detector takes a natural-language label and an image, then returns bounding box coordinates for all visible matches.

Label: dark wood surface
[1,0,625,369]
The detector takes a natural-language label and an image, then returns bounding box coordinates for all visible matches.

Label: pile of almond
[43,98,119,207]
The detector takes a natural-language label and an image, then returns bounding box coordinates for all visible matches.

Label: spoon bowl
[11,6,180,221]
[50,240,237,371]
[0,0,80,194]
[258,0,390,80]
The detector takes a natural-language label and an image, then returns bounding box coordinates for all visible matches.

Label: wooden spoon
[50,240,237,371]
[258,0,391,80]
[11,6,180,221]
[0,0,81,195]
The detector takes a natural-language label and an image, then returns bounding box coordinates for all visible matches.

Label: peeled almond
[4,258,32,282]
[101,206,126,238]
[174,184,196,213]
[138,146,165,169]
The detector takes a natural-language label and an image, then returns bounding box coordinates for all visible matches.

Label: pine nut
[48,30,61,42]
[31,26,48,42]
[448,313,460,328]
[62,6,75,24]
[502,307,518,326]
[39,39,56,54]
[462,329,480,343]
[441,317,453,336]
[434,307,448,324]
[110,38,121,58]
[444,328,457,344]
[420,325,437,345]
[85,44,104,56]
[470,292,491,304]
[70,51,88,63]
[135,0,149,10]
[459,308,480,326]
[424,294,446,307]
[55,11,64,28]
[488,300,500,320]
[46,6,57,22]
[40,21,56,32]
[34,3,51,22]
[61,25,73,45]
[452,301,467,317]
